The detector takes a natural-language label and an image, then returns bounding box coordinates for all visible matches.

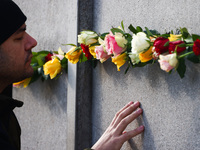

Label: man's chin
[20,67,34,80]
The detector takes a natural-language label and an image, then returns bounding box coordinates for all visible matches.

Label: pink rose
[53,54,64,60]
[105,32,126,56]
[95,45,111,63]
[158,53,178,72]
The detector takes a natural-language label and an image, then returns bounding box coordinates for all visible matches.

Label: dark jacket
[0,94,23,150]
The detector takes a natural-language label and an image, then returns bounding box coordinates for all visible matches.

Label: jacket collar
[0,94,23,115]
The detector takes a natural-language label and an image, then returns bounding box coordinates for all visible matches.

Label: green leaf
[74,47,82,52]
[192,34,200,42]
[128,24,138,34]
[145,27,153,37]
[159,34,170,38]
[164,41,169,47]
[36,57,45,66]
[180,27,189,39]
[133,62,147,68]
[100,32,109,40]
[61,57,68,72]
[149,30,160,36]
[187,52,200,63]
[111,28,124,35]
[125,64,130,74]
[31,56,38,64]
[177,58,186,78]
[62,43,77,46]
[178,43,186,48]
[36,51,50,56]
[35,53,48,66]
[136,26,143,32]
[79,53,88,63]
[121,21,125,31]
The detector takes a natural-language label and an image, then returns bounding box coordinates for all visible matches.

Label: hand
[91,101,144,150]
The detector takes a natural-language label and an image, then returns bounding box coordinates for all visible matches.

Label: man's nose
[25,33,37,50]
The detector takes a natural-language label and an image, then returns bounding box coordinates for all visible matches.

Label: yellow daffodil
[112,53,127,71]
[13,77,31,88]
[168,34,182,41]
[89,46,97,58]
[65,46,82,64]
[139,47,153,62]
[43,58,62,79]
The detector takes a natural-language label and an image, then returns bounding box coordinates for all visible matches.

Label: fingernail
[134,101,140,106]
[128,101,134,105]
[138,125,144,131]
[137,108,142,113]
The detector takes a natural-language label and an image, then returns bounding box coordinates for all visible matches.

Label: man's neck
[1,85,12,97]
[0,80,11,94]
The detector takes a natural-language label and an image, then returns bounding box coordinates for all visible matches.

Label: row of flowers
[14,22,200,87]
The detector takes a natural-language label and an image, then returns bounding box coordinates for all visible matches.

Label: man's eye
[15,37,24,41]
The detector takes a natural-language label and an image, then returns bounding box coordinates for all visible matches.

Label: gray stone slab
[92,0,200,149]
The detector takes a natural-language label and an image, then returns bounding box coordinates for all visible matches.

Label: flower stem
[178,51,194,59]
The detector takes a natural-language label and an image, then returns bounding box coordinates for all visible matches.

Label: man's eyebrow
[15,26,26,35]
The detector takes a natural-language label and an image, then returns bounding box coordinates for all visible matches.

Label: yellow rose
[112,53,127,71]
[43,58,62,79]
[168,34,182,41]
[65,46,82,64]
[13,77,31,88]
[89,46,97,58]
[139,47,153,62]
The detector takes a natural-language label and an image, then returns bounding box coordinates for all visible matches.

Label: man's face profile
[0,23,37,83]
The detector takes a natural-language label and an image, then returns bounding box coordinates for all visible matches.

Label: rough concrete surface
[12,0,200,150]
[13,0,69,150]
[92,0,200,150]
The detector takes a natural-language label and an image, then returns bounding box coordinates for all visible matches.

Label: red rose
[169,41,186,54]
[153,37,169,54]
[193,39,200,56]
[80,44,92,60]
[45,53,53,62]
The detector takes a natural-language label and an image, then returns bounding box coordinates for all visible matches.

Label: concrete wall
[13,0,71,150]
[92,0,200,150]
[13,0,200,150]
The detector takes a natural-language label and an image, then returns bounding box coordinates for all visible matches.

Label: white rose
[78,31,98,45]
[131,32,150,54]
[129,52,140,64]
[114,32,127,48]
[158,53,178,72]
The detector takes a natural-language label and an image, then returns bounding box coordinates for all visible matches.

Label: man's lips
[26,53,33,64]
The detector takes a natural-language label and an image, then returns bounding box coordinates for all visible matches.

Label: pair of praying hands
[91,101,144,150]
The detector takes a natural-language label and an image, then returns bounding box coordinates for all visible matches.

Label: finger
[120,125,144,141]
[112,101,140,128]
[115,107,143,135]
[110,101,134,126]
